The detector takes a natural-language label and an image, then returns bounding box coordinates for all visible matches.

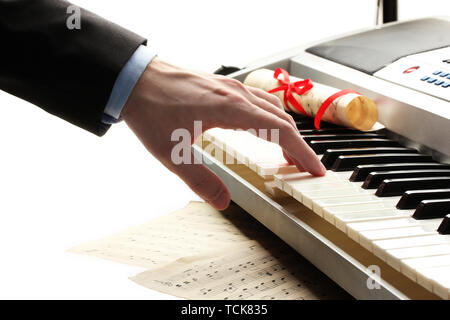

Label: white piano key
[255,162,296,178]
[385,244,450,271]
[292,189,303,203]
[311,194,377,214]
[347,217,438,243]
[322,201,400,223]
[273,173,313,196]
[264,180,289,198]
[273,169,351,198]
[303,188,370,211]
[276,172,339,187]
[313,194,381,207]
[299,180,362,192]
[416,266,450,299]
[372,235,450,261]
[273,176,285,194]
[275,172,342,202]
[248,146,286,163]
[312,196,399,216]
[302,188,372,211]
[292,182,365,208]
[314,195,399,208]
[359,223,441,251]
[334,209,414,232]
[416,268,437,292]
[401,254,450,282]
[333,171,355,180]
[431,274,450,300]
[249,148,285,162]
[288,170,345,180]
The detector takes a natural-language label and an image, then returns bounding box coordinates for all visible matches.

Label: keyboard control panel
[374,46,450,101]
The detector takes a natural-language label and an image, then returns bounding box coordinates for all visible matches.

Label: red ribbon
[314,88,360,130]
[268,68,360,129]
[267,68,313,116]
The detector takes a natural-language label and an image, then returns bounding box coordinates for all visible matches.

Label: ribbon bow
[268,68,312,116]
[267,68,359,129]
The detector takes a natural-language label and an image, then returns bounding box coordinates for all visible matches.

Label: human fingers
[215,106,325,176]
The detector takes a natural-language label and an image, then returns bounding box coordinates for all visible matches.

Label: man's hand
[121,58,326,210]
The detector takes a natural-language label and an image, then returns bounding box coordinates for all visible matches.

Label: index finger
[216,105,326,176]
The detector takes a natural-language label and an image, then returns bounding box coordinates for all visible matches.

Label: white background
[0,0,448,299]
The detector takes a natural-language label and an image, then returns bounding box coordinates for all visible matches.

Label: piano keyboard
[201,114,450,299]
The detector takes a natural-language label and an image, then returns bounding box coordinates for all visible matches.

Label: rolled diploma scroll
[243,69,378,131]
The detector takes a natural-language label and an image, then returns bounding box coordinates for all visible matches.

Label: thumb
[171,160,231,210]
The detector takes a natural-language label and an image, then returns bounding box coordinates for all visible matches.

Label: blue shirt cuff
[102,45,157,124]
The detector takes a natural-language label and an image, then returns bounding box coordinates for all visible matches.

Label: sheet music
[131,240,349,300]
[70,201,351,300]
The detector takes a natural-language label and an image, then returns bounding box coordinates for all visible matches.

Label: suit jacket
[0,0,146,136]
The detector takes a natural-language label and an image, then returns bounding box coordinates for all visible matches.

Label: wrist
[104,45,156,123]
[121,56,168,120]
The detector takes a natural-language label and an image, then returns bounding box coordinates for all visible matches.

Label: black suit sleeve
[0,0,147,136]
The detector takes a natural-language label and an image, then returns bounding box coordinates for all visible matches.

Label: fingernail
[320,162,327,175]
[212,190,230,210]
[312,161,326,176]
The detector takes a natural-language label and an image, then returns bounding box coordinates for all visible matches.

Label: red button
[403,66,420,74]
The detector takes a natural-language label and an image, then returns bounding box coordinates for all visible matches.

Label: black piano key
[287,111,307,118]
[321,147,417,169]
[437,214,450,235]
[288,111,346,129]
[310,139,400,154]
[350,162,450,182]
[319,122,342,129]
[297,122,341,130]
[397,189,450,209]
[303,133,384,143]
[295,120,315,129]
[331,153,434,172]
[287,112,309,121]
[376,177,450,197]
[362,170,450,189]
[413,199,450,220]
[299,128,362,135]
